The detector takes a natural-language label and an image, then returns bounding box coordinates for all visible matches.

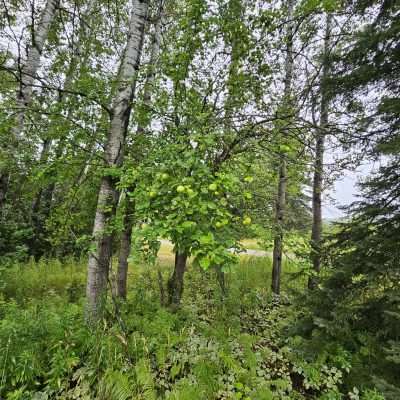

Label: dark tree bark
[116,196,135,299]
[272,161,287,295]
[271,0,295,295]
[216,266,226,297]
[308,13,332,289]
[29,138,52,260]
[167,252,188,308]
[0,173,9,212]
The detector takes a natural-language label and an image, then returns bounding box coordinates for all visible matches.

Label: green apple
[215,221,223,228]
[187,188,194,196]
[161,173,169,181]
[176,185,185,193]
[208,183,217,191]
[279,144,291,153]
[244,176,254,183]
[244,192,252,199]
[243,216,252,226]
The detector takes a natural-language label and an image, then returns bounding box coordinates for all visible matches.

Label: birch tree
[86,0,149,320]
[29,0,97,260]
[116,0,164,299]
[0,0,59,210]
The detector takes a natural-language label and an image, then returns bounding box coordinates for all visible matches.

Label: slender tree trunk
[30,138,52,260]
[28,0,97,258]
[39,138,63,212]
[167,252,188,308]
[0,0,59,211]
[16,0,59,123]
[0,174,9,212]
[116,195,135,299]
[115,1,164,299]
[272,161,287,294]
[308,133,324,285]
[86,0,149,321]
[308,14,332,289]
[216,266,226,296]
[271,0,295,295]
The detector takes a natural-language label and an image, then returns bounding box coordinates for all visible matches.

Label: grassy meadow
[0,251,385,400]
[0,252,317,400]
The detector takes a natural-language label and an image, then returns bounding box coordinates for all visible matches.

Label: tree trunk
[16,0,59,120]
[216,266,226,297]
[272,160,287,295]
[308,135,324,289]
[116,196,135,299]
[0,0,59,211]
[115,1,164,299]
[167,252,188,308]
[30,138,52,260]
[308,14,332,289]
[157,266,166,306]
[86,0,149,321]
[271,0,295,295]
[0,173,9,211]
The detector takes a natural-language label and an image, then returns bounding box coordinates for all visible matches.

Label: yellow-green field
[157,238,265,263]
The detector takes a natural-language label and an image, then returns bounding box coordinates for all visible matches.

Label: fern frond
[98,369,134,400]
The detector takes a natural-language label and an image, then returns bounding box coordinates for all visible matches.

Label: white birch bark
[0,0,59,210]
[29,0,97,257]
[15,0,59,137]
[116,1,163,299]
[86,0,149,320]
[116,1,164,299]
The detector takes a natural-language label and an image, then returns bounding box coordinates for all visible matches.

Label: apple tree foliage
[119,0,267,270]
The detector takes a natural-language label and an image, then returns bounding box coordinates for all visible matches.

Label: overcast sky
[323,162,375,219]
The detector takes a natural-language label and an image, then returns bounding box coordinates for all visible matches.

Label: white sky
[324,162,374,219]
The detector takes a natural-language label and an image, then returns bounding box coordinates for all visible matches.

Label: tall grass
[0,255,377,400]
[0,257,86,303]
[232,255,306,294]
[0,254,304,304]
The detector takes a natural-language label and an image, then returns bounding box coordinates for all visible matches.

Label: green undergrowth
[0,257,383,399]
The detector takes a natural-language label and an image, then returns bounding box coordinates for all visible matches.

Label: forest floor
[0,255,351,399]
